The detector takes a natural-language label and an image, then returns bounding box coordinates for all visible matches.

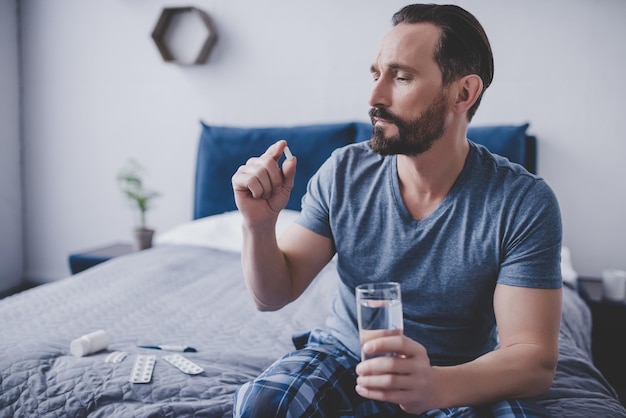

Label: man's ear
[452,74,483,115]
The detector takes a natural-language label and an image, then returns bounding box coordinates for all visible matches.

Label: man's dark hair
[392,4,494,120]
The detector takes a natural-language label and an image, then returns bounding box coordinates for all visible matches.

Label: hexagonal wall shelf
[151,7,218,65]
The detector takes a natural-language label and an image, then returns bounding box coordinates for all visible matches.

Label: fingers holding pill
[280,145,296,190]
[262,140,296,165]
[283,145,294,161]
[231,140,297,217]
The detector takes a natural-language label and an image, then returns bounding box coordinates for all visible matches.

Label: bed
[1,121,625,418]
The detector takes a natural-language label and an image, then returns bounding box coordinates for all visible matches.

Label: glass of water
[356,282,403,360]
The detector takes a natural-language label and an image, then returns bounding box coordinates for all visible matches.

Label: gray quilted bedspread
[0,245,336,417]
[1,245,625,417]
[538,282,626,416]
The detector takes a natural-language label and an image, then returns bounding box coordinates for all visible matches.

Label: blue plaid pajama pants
[233,329,551,418]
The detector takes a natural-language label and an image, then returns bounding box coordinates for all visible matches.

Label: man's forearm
[241,223,294,311]
[431,343,556,409]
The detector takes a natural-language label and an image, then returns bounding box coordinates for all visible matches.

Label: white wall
[0,0,23,293]
[18,0,626,282]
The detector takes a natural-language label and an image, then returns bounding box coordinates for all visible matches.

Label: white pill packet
[163,354,204,375]
[130,355,156,383]
[105,351,128,364]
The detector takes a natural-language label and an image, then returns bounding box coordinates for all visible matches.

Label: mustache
[369,107,403,126]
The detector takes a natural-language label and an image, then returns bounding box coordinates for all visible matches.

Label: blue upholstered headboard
[193,121,536,219]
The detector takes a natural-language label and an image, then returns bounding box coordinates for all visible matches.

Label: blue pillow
[354,122,373,142]
[194,122,359,218]
[467,123,534,172]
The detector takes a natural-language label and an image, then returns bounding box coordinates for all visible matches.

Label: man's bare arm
[232,140,335,311]
[242,222,335,311]
[430,285,562,408]
[355,284,562,413]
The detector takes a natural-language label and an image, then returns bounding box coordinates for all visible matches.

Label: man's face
[368,89,448,156]
[367,22,451,156]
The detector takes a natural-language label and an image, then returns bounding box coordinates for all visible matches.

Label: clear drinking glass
[356,282,403,360]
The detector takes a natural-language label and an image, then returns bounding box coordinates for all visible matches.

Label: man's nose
[368,78,391,108]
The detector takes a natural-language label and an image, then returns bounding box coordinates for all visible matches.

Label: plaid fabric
[233,329,552,418]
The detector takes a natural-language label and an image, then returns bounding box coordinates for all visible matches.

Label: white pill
[283,146,294,161]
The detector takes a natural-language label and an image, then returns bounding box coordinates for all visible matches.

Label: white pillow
[561,246,578,285]
[155,210,301,252]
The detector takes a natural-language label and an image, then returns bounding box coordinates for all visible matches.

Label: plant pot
[133,228,155,251]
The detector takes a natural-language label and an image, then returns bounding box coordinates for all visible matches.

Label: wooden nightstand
[578,277,626,404]
[68,243,133,274]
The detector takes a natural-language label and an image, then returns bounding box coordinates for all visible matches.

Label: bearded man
[231,4,562,417]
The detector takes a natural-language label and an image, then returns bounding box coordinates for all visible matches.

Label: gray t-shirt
[296,141,562,366]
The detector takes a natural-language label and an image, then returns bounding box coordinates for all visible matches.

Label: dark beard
[368,92,448,156]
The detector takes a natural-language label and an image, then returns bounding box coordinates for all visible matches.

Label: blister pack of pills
[129,354,156,383]
[105,351,128,364]
[163,354,204,375]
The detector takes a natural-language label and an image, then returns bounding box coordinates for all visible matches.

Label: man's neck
[396,125,469,220]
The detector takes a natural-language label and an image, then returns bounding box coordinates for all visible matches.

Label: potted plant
[117,159,161,251]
